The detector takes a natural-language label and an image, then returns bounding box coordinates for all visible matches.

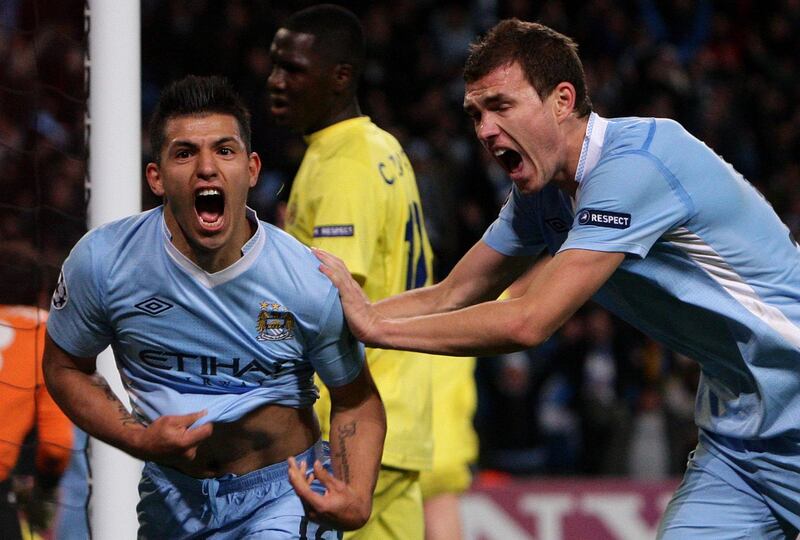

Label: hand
[130,410,214,464]
[287,457,371,531]
[313,248,381,345]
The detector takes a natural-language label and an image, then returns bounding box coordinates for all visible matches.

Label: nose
[476,115,500,144]
[195,148,218,180]
[267,67,284,91]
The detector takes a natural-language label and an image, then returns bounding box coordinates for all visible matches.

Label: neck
[305,100,361,135]
[554,113,591,198]
[164,208,255,274]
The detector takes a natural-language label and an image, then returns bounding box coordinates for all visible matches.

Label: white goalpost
[86,1,142,538]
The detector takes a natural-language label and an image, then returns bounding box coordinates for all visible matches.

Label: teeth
[494,149,507,157]
[197,188,220,197]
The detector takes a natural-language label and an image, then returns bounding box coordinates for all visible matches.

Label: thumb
[174,409,208,427]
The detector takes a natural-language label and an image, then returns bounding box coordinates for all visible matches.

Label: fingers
[311,247,337,263]
[144,411,214,461]
[313,248,349,276]
[288,457,325,508]
[172,409,208,427]
[312,460,344,490]
[183,421,214,445]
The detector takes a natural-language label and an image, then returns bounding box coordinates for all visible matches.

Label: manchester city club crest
[256,301,295,341]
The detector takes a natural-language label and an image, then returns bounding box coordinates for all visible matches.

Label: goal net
[0,0,89,538]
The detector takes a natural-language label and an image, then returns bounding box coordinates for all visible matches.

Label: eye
[218,147,234,156]
[175,149,192,159]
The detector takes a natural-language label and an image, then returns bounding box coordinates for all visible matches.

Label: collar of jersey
[575,112,608,186]
[303,115,371,146]
[160,206,265,288]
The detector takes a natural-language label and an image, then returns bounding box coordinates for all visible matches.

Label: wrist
[120,424,148,460]
[371,317,394,349]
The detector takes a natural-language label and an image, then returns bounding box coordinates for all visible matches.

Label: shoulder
[257,221,340,316]
[318,118,404,165]
[78,207,163,254]
[603,116,694,157]
[260,221,326,274]
[63,208,163,283]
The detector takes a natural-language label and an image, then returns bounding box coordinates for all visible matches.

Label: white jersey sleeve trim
[666,226,800,349]
[575,112,608,185]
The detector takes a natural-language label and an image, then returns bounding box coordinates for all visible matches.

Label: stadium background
[1,0,799,538]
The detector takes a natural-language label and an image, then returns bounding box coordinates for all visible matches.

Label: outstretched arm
[287,365,385,530]
[319,248,625,356]
[313,240,535,343]
[42,334,213,465]
[375,240,535,317]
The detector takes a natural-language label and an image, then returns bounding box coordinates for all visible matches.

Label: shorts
[419,356,478,499]
[419,463,473,499]
[137,441,341,540]
[659,430,800,539]
[345,467,423,540]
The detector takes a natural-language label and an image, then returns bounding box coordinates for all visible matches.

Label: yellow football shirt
[286,116,433,470]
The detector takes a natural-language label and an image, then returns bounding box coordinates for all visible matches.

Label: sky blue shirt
[484,113,800,440]
[48,207,364,426]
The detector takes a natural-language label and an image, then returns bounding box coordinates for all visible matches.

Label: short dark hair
[464,19,592,117]
[148,75,252,162]
[283,4,365,81]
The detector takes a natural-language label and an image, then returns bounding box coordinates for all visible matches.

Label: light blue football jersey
[484,113,800,440]
[48,207,364,426]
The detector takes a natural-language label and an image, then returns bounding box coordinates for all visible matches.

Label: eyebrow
[168,136,242,151]
[463,92,507,113]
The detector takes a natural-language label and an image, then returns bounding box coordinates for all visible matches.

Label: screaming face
[146,113,261,272]
[463,62,565,194]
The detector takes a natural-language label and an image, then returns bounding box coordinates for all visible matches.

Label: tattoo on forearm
[334,422,357,483]
[90,374,142,426]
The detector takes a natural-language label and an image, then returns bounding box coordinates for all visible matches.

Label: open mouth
[269,95,289,115]
[494,148,523,174]
[195,188,225,229]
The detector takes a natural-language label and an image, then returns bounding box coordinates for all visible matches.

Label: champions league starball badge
[52,270,68,310]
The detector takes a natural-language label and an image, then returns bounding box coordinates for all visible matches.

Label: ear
[552,82,577,123]
[145,162,165,197]
[248,152,262,188]
[332,63,354,94]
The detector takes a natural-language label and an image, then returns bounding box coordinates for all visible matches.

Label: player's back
[288,116,433,299]
[287,116,433,470]
[592,117,800,438]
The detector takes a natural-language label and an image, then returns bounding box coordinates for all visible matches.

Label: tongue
[196,194,224,224]
[198,209,221,223]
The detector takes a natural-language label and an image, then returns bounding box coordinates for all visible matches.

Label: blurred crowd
[2,0,799,485]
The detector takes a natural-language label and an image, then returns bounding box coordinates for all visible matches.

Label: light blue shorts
[137,441,341,539]
[659,430,800,539]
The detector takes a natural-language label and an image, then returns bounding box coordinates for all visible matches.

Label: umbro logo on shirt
[545,217,571,233]
[135,297,174,316]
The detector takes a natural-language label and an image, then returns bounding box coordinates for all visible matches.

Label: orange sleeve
[0,308,38,481]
